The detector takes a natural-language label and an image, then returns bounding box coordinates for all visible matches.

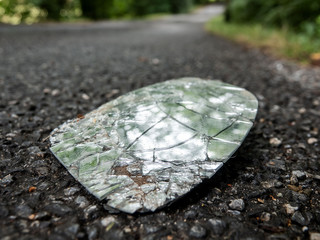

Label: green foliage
[110,0,132,17]
[130,0,193,16]
[206,15,320,64]
[0,0,205,23]
[0,0,82,23]
[301,16,320,39]
[79,0,133,19]
[227,0,320,38]
[130,0,171,16]
[39,0,67,20]
[170,0,193,13]
[0,0,45,24]
[194,0,211,4]
[227,0,262,22]
[194,0,225,3]
[59,0,82,20]
[80,0,113,19]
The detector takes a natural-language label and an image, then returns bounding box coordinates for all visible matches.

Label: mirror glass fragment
[50,78,258,213]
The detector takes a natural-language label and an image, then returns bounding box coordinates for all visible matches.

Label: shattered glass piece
[50,77,258,213]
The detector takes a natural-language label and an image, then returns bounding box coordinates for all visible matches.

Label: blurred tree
[0,0,214,23]
[227,0,320,37]
[0,0,82,23]
[170,0,193,13]
[131,0,195,16]
[264,0,320,33]
[224,0,230,22]
[130,0,170,16]
[59,0,82,20]
[0,0,45,24]
[39,0,67,20]
[193,0,212,4]
[80,0,113,19]
[227,0,262,22]
[111,0,132,17]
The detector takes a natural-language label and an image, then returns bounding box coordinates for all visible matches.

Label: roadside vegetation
[0,0,215,24]
[206,0,320,65]
[206,16,320,65]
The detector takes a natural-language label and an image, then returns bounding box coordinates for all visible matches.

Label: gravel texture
[1,4,320,240]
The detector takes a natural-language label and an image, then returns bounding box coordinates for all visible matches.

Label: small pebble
[313,100,320,106]
[61,223,80,239]
[292,211,309,226]
[229,199,245,211]
[261,212,271,222]
[0,174,13,187]
[43,88,51,94]
[311,128,319,135]
[75,196,89,208]
[298,108,306,114]
[151,58,160,65]
[30,220,40,228]
[16,205,33,219]
[286,148,292,154]
[189,224,206,238]
[101,216,116,227]
[298,143,306,149]
[227,210,241,216]
[51,89,60,96]
[291,191,308,203]
[266,159,286,171]
[64,187,80,196]
[84,205,98,219]
[123,226,131,233]
[270,137,282,147]
[32,211,50,220]
[82,93,90,100]
[175,220,189,231]
[184,210,197,219]
[261,180,282,188]
[44,203,72,216]
[86,226,98,240]
[308,138,318,144]
[261,181,273,189]
[290,175,298,185]
[28,146,41,155]
[310,232,320,240]
[208,219,226,235]
[302,226,308,232]
[6,132,16,138]
[143,225,162,234]
[292,170,306,180]
[283,203,298,215]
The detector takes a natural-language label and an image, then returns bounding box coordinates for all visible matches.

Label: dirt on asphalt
[1,5,320,240]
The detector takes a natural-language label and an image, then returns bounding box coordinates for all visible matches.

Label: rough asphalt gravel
[1,5,320,240]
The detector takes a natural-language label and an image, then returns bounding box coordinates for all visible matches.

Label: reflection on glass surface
[50,78,258,213]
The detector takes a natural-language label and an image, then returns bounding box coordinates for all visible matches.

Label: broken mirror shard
[50,77,258,213]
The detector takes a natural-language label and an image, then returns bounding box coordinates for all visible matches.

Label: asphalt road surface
[1,5,320,240]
